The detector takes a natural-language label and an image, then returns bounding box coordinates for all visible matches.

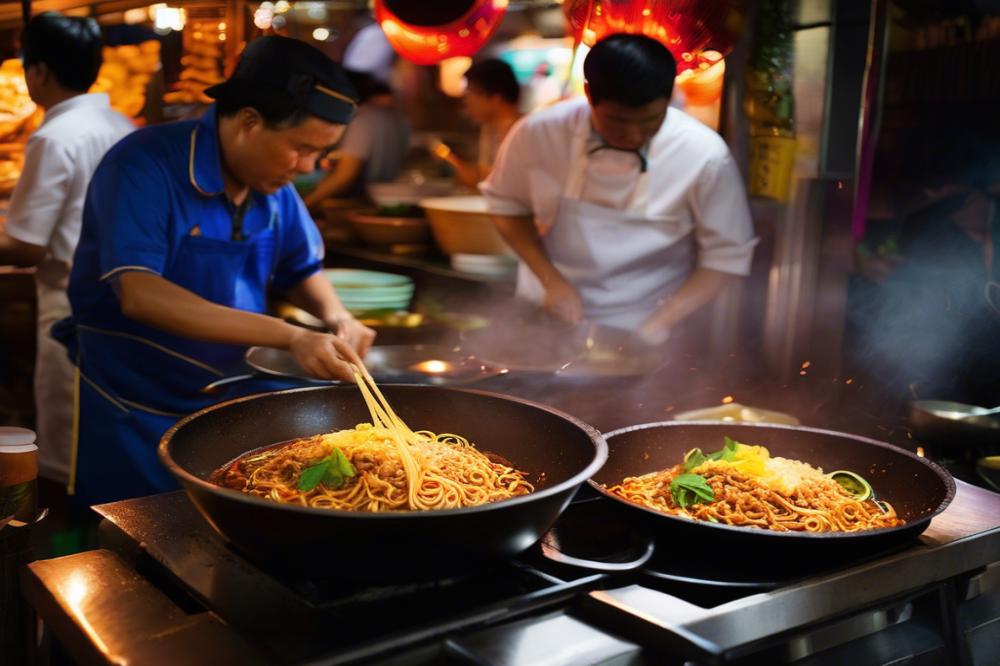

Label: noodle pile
[213,365,533,511]
[607,446,904,533]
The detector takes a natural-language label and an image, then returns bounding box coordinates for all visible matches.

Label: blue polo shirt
[66,106,325,413]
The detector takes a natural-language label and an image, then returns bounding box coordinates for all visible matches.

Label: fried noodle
[212,365,533,511]
[607,460,904,532]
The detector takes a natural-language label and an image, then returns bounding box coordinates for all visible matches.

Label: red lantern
[374,0,509,66]
[563,0,745,73]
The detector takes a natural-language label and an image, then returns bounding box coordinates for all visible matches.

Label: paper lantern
[563,0,745,73]
[675,50,725,105]
[375,0,509,66]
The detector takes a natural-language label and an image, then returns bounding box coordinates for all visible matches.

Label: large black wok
[590,422,955,564]
[159,385,606,582]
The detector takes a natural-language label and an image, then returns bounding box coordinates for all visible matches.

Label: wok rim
[589,420,956,540]
[159,384,608,520]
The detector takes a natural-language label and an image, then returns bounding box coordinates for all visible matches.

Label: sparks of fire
[916,446,925,458]
[411,360,451,374]
[845,378,854,384]
[801,361,811,369]
[721,395,734,404]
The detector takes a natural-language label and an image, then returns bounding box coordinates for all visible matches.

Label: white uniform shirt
[5,93,134,284]
[480,97,757,276]
[337,103,410,191]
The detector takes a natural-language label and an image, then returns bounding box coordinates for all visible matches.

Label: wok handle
[538,538,655,572]
[976,457,1000,492]
[200,374,256,395]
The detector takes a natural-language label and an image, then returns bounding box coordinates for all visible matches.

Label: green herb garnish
[298,447,356,492]
[683,448,707,470]
[670,473,716,509]
[683,436,742,471]
[718,436,740,461]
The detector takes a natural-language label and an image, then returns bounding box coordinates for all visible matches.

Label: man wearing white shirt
[0,13,133,483]
[481,34,757,344]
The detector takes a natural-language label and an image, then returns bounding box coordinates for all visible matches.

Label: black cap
[205,35,358,124]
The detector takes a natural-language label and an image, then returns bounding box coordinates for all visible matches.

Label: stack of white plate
[450,253,518,278]
[324,269,414,314]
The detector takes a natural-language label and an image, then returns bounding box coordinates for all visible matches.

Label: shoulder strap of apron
[564,132,652,212]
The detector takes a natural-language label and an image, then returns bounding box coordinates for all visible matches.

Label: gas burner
[56,481,998,665]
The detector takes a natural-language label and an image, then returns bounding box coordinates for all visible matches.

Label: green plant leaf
[684,448,707,471]
[670,473,716,509]
[333,448,356,477]
[322,467,345,489]
[720,436,740,461]
[298,461,329,492]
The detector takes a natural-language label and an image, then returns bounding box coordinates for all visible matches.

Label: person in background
[56,36,373,506]
[430,58,522,189]
[302,70,410,209]
[341,21,396,86]
[481,34,757,344]
[0,13,133,486]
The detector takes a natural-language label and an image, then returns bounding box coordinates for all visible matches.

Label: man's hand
[327,314,376,357]
[289,328,361,382]
[543,277,583,324]
[637,318,672,346]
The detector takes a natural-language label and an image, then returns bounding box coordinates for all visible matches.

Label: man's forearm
[118,271,302,349]
[447,154,481,190]
[283,271,351,327]
[641,267,738,333]
[491,214,565,287]
[0,233,46,267]
[303,155,362,208]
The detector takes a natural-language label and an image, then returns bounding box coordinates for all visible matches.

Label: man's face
[227,110,346,194]
[23,62,44,104]
[463,85,496,125]
[587,91,668,151]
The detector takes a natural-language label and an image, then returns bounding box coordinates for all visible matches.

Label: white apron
[33,258,74,483]
[515,133,695,332]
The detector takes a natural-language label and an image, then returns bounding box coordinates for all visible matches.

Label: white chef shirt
[337,103,410,191]
[480,96,757,276]
[5,93,134,280]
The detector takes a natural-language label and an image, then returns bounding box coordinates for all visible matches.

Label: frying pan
[460,307,665,377]
[910,399,1000,446]
[159,385,606,582]
[590,422,955,563]
[202,345,501,393]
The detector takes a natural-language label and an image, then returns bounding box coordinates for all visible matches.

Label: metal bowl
[346,210,431,246]
[420,195,512,256]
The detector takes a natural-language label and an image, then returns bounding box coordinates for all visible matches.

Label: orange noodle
[606,444,904,533]
[212,364,533,511]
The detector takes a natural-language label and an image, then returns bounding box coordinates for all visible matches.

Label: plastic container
[0,427,38,527]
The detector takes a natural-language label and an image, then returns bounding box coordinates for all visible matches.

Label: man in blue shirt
[58,36,374,504]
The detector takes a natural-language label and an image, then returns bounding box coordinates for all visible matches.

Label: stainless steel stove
[21,480,1000,665]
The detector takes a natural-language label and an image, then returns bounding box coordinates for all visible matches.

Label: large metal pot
[590,421,955,564]
[159,385,606,581]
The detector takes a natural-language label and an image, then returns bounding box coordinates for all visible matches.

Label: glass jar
[0,427,38,527]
